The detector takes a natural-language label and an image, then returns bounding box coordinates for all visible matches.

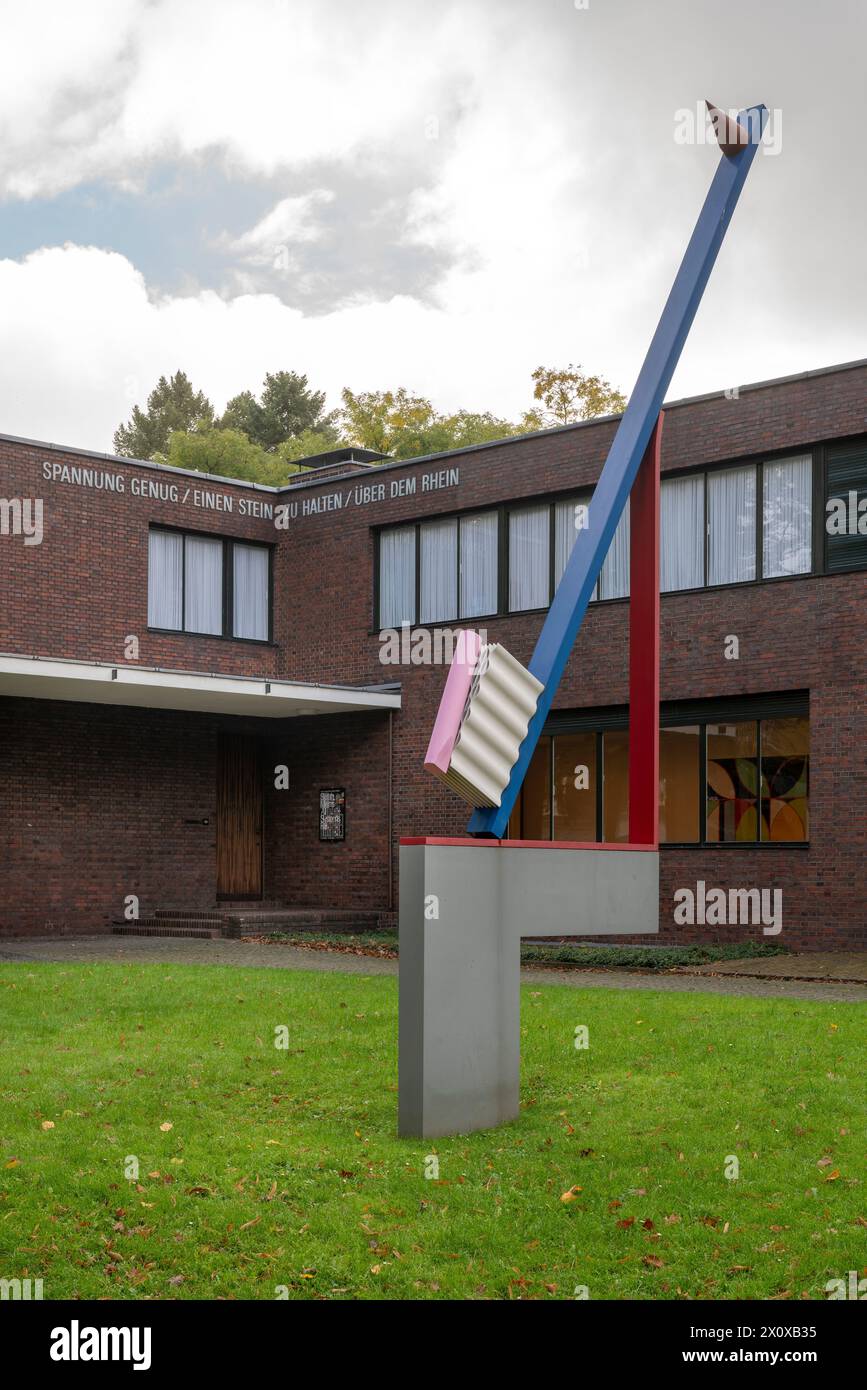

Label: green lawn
[0,962,863,1301]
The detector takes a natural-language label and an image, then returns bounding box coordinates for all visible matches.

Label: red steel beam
[628,412,663,847]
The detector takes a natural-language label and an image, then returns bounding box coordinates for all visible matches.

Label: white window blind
[148,529,183,630]
[420,518,458,623]
[509,505,549,611]
[184,535,223,635]
[553,498,590,590]
[379,526,415,628]
[661,475,704,592]
[459,512,498,618]
[233,543,269,640]
[598,501,630,600]
[763,454,812,578]
[708,465,756,586]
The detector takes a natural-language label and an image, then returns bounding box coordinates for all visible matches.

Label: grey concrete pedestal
[398,839,658,1138]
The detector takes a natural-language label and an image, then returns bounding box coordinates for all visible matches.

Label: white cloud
[0,0,476,199]
[0,0,865,450]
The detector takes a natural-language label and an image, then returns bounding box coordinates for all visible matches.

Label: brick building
[1,358,865,947]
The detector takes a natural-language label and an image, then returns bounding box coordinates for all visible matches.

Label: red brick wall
[0,698,391,934]
[1,361,866,943]
[266,712,391,913]
[0,441,278,675]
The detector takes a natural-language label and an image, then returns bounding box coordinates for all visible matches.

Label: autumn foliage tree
[526,364,627,428]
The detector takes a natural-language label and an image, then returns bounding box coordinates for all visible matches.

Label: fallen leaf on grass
[160,1122,173,1132]
[560,1186,582,1202]
[643,1256,664,1269]
[240,1217,261,1231]
[41,1121,55,1131]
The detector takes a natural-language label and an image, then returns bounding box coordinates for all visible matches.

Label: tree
[156,429,308,486]
[276,428,342,464]
[218,390,263,444]
[529,364,627,426]
[339,390,518,459]
[439,410,518,449]
[338,387,427,456]
[113,371,214,459]
[220,371,336,452]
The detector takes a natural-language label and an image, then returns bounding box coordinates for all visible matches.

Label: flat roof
[0,654,402,718]
[298,446,388,468]
[2,355,865,495]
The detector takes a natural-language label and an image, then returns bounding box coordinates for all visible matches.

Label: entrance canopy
[0,654,401,719]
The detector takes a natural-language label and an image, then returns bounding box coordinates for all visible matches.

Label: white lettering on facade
[38,458,459,527]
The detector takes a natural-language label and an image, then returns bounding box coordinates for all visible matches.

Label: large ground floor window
[507,696,809,845]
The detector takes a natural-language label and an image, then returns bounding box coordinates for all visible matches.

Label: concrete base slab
[398,839,658,1138]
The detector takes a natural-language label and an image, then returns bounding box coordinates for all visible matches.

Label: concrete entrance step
[223,908,382,937]
[113,907,384,939]
[112,919,224,939]
[153,910,227,922]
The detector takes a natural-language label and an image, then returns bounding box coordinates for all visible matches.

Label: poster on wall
[319,788,346,842]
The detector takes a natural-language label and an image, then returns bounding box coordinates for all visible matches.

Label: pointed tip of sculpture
[705,99,760,157]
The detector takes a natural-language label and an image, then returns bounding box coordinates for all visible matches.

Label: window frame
[147,524,274,645]
[821,434,867,574]
[375,508,502,628]
[375,447,821,630]
[526,693,810,848]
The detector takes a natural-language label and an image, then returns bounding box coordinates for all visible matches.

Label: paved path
[1,935,866,1003]
[687,950,867,983]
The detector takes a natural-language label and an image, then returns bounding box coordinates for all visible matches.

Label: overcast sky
[0,0,864,453]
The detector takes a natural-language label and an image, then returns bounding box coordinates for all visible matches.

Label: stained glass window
[505,709,807,845]
[760,717,809,841]
[706,722,758,842]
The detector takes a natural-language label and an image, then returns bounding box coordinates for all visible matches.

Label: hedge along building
[1,356,866,947]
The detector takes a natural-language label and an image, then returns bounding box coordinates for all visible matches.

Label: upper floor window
[508,505,548,611]
[690,454,812,590]
[375,452,815,627]
[148,527,271,641]
[825,439,867,574]
[378,511,498,627]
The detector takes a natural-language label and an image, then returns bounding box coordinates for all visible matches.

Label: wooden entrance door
[216,733,263,899]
